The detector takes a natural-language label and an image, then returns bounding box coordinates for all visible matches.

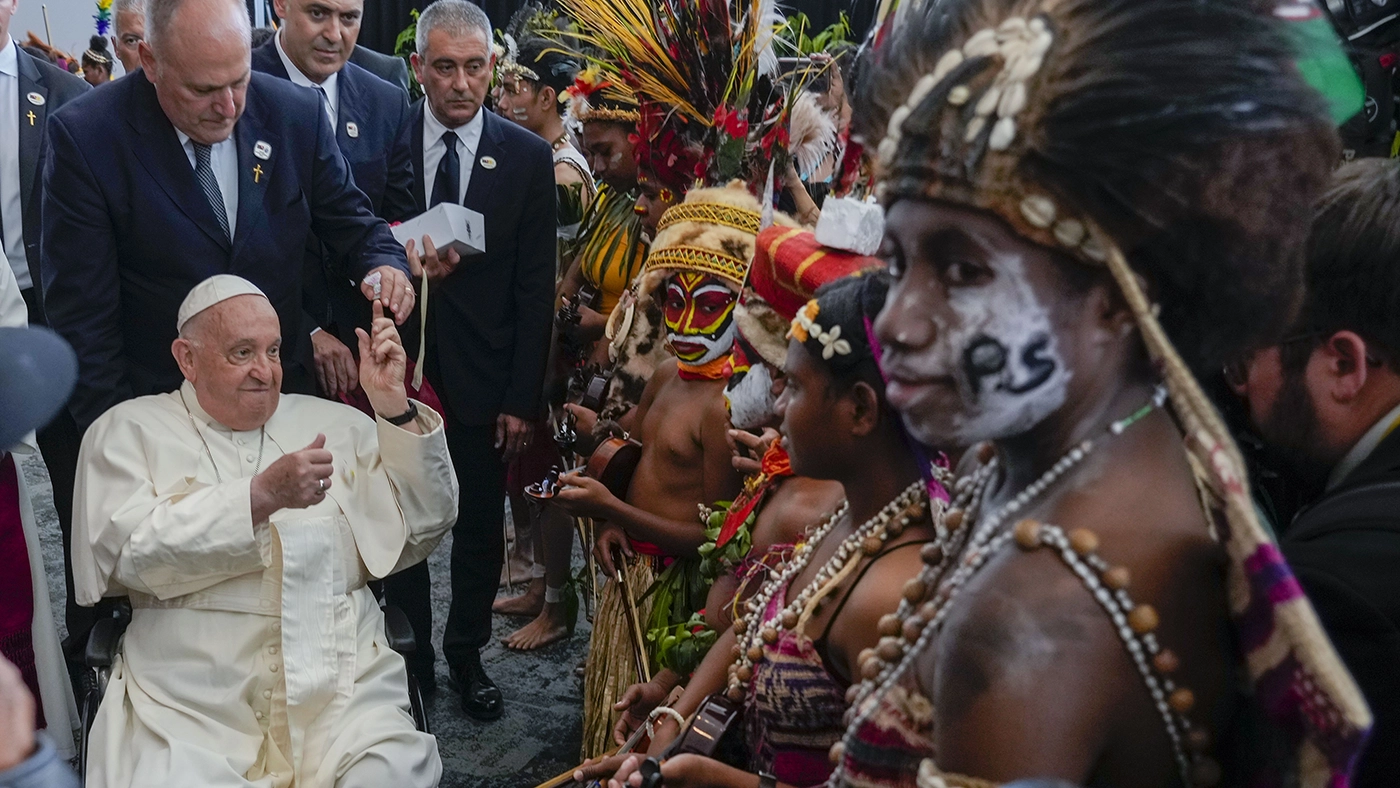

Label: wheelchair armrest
[86,616,127,668]
[382,604,416,654]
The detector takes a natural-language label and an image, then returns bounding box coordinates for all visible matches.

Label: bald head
[140,0,251,145]
[173,294,283,431]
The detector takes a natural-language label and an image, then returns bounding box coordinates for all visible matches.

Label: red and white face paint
[724,340,780,429]
[664,272,739,366]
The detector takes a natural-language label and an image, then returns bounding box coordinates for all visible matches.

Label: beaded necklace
[725,478,933,700]
[826,386,1212,787]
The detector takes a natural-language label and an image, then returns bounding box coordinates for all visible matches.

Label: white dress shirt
[274,30,339,129]
[0,248,24,327]
[175,130,239,238]
[422,103,483,207]
[0,39,27,288]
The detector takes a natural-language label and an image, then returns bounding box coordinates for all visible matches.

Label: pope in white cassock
[71,275,457,788]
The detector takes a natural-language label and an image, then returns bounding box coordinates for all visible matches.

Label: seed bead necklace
[826,386,1205,787]
[726,478,930,701]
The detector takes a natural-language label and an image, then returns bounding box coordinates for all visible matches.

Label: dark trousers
[19,288,96,663]
[382,419,505,673]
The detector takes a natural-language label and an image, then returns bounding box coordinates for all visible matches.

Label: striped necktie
[193,142,231,241]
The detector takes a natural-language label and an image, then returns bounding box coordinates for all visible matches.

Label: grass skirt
[581,557,657,760]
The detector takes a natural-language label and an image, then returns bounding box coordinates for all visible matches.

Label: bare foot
[498,556,534,588]
[502,604,571,651]
[493,579,545,616]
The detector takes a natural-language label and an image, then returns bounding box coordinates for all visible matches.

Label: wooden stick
[611,547,651,683]
[41,5,52,47]
[532,704,655,788]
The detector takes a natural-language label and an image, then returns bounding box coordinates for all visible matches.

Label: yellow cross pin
[25,111,35,126]
[253,164,263,183]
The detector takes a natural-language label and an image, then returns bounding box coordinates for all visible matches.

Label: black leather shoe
[448,656,503,721]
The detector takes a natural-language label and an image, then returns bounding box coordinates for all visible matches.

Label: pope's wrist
[372,396,412,422]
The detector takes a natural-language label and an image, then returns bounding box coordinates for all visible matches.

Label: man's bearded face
[725,340,779,429]
[663,272,738,366]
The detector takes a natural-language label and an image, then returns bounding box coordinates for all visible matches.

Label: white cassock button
[255,711,264,720]
[268,646,279,655]
[263,690,272,699]
[269,663,279,672]
[272,622,281,633]
[246,454,256,462]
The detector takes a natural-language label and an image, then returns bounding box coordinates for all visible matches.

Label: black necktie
[313,85,333,125]
[430,131,459,208]
[194,143,231,241]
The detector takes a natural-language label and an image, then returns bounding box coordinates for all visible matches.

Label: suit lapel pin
[254,140,272,160]
[480,156,497,170]
[26,92,44,106]
[346,122,359,138]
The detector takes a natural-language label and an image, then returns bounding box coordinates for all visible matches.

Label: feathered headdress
[554,0,794,192]
[565,65,641,126]
[94,0,113,37]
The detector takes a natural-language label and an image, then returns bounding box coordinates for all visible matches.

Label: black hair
[83,35,113,71]
[250,26,276,49]
[854,0,1340,376]
[801,271,891,399]
[516,36,579,115]
[1289,158,1400,370]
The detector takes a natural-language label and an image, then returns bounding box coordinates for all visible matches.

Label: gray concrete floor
[21,452,591,788]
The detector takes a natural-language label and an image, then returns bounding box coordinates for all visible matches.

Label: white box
[814,196,884,256]
[391,203,487,257]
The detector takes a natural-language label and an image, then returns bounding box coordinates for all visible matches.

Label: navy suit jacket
[251,41,416,340]
[15,48,87,315]
[41,70,409,430]
[409,102,556,426]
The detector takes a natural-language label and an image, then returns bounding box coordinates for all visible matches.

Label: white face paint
[890,252,1071,446]
[725,361,778,429]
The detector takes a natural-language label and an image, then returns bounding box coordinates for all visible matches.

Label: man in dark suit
[0,0,89,323]
[0,0,90,673]
[1236,158,1400,788]
[379,0,554,720]
[41,0,416,435]
[350,44,410,94]
[252,0,416,398]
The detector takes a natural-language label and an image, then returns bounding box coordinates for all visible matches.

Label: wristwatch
[757,772,778,788]
[383,400,418,426]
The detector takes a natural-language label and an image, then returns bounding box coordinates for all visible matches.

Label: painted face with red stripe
[663,272,738,365]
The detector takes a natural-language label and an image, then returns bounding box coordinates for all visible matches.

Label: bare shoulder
[554,160,588,186]
[634,359,677,419]
[756,478,846,547]
[925,545,1126,780]
[843,539,932,623]
[933,544,1121,715]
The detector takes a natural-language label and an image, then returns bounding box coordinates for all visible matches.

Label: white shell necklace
[726,478,933,700]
